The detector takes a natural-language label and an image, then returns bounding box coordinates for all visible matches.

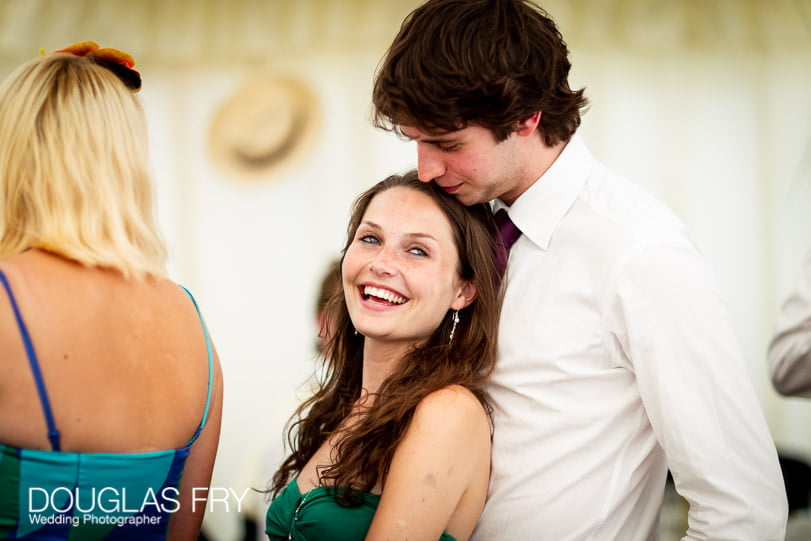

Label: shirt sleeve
[768,252,811,397]
[607,241,787,540]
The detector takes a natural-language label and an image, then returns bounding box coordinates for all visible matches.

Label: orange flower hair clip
[53,41,141,92]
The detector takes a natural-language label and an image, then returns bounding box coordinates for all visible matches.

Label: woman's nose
[369,247,396,276]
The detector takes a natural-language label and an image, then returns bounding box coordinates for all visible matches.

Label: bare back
[0,249,211,453]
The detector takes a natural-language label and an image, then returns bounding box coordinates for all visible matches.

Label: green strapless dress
[266,479,458,541]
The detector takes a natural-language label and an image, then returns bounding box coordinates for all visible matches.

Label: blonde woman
[0,44,223,540]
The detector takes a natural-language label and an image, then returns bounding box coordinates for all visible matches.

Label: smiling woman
[266,171,503,541]
[343,185,476,351]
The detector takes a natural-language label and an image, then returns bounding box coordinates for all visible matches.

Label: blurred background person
[315,259,342,354]
[238,258,342,540]
[768,250,811,541]
[0,44,223,539]
[769,251,811,398]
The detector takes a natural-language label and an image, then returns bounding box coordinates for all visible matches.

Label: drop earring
[449,310,460,343]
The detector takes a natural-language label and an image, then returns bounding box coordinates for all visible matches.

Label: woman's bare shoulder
[412,385,490,435]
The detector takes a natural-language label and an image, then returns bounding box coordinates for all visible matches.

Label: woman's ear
[450,280,477,310]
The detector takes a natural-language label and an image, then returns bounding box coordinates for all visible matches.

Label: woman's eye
[360,234,379,245]
[439,144,459,153]
[408,247,428,257]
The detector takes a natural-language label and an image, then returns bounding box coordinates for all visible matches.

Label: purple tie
[494,209,522,276]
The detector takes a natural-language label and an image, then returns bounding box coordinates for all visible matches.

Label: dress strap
[179,285,214,446]
[0,270,61,451]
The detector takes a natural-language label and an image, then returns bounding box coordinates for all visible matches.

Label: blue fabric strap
[180,285,214,446]
[0,269,61,451]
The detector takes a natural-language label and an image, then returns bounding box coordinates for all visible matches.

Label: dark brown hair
[373,0,588,146]
[271,171,502,499]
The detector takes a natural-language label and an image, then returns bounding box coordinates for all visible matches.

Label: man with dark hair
[373,0,787,539]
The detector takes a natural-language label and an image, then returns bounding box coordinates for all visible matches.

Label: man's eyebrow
[400,129,458,144]
[424,136,459,145]
[408,134,460,145]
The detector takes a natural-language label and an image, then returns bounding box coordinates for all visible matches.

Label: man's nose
[416,145,445,183]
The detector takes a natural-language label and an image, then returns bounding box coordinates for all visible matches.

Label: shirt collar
[493,134,594,251]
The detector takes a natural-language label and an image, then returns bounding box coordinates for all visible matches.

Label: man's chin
[456,191,490,206]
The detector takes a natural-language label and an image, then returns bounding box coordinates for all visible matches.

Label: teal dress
[0,271,214,540]
[266,479,458,541]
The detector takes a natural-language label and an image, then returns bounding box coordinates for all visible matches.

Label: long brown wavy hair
[373,0,588,146]
[270,171,502,500]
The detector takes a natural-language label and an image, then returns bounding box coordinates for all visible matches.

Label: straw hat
[208,76,319,180]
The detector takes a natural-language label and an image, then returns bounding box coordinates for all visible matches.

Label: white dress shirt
[768,252,811,397]
[472,136,787,540]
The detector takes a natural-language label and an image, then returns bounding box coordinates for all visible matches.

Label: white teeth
[364,286,407,304]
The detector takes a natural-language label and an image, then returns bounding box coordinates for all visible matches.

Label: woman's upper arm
[167,347,224,541]
[366,385,490,541]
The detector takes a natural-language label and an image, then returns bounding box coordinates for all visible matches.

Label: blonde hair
[0,53,167,278]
